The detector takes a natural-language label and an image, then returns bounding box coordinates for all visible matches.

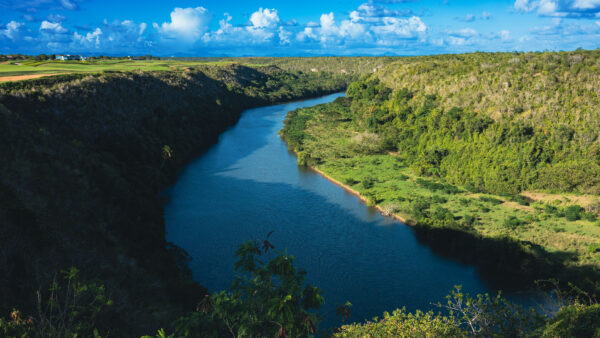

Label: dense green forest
[280,50,600,334]
[0,63,349,336]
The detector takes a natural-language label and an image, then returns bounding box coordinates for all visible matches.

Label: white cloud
[40,20,68,34]
[155,7,211,42]
[139,22,147,35]
[515,0,536,11]
[47,14,67,22]
[59,0,77,10]
[500,29,512,40]
[246,8,280,41]
[296,6,426,47]
[371,16,427,42]
[278,27,291,45]
[73,27,102,47]
[514,0,600,17]
[573,0,600,9]
[448,27,478,38]
[1,21,25,40]
[249,8,279,28]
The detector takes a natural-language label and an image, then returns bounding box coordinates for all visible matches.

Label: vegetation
[159,236,324,337]
[280,50,600,295]
[0,56,394,79]
[5,242,598,337]
[0,63,349,335]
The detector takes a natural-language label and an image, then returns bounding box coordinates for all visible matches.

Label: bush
[565,205,584,221]
[412,199,431,218]
[397,174,409,181]
[169,239,324,337]
[537,304,600,337]
[504,216,525,229]
[463,214,477,226]
[544,204,558,214]
[479,196,504,205]
[361,176,375,189]
[582,212,597,222]
[344,177,358,185]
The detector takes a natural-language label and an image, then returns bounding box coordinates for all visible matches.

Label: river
[164,93,497,328]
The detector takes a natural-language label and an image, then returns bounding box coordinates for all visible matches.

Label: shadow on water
[164,93,535,328]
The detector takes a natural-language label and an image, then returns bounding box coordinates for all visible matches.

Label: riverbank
[310,166,414,225]
[280,95,600,296]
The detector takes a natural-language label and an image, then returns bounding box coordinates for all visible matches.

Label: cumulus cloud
[154,6,211,42]
[297,4,426,47]
[514,0,600,18]
[1,21,25,40]
[73,27,101,47]
[203,8,289,45]
[457,11,493,22]
[249,8,279,28]
[40,20,68,34]
[499,29,512,40]
[47,14,67,22]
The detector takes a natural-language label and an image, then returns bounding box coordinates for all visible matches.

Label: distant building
[56,55,87,61]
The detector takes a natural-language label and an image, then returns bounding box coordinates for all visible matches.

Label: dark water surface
[164,93,498,327]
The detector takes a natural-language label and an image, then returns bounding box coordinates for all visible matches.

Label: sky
[1,0,599,56]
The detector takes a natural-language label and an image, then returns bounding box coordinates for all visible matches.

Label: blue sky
[1,0,599,56]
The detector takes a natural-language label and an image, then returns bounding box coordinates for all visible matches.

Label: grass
[283,100,600,268]
[0,59,240,78]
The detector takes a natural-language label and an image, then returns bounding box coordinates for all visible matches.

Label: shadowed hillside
[0,64,348,335]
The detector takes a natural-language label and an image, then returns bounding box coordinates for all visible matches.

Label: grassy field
[0,57,397,82]
[0,59,241,78]
[281,99,600,269]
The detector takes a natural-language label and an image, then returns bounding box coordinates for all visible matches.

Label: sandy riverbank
[309,166,416,226]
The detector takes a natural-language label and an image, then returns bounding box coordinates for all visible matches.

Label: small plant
[565,205,584,221]
[504,215,525,229]
[362,176,375,189]
[479,196,503,205]
[344,177,358,185]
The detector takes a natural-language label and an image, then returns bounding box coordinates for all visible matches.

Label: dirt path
[0,73,62,82]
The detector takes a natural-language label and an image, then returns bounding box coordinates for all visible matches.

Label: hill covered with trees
[281,49,600,294]
[0,64,349,335]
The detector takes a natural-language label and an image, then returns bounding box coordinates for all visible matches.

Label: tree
[172,235,324,337]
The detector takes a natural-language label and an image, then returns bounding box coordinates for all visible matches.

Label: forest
[0,63,349,336]
[279,50,600,335]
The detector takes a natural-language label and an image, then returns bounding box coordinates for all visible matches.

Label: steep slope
[0,64,347,335]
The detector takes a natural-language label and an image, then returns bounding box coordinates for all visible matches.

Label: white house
[56,55,87,61]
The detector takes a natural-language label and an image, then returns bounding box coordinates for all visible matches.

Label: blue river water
[164,93,499,328]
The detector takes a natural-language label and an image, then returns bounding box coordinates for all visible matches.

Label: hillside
[280,50,600,294]
[0,64,348,335]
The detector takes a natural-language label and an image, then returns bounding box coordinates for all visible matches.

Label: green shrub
[432,195,448,204]
[537,304,600,337]
[432,206,453,221]
[565,205,584,221]
[411,199,431,218]
[504,215,525,228]
[582,212,597,222]
[479,196,504,205]
[169,239,324,337]
[344,177,358,185]
[361,176,375,189]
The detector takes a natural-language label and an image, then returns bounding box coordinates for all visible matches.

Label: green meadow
[0,59,240,77]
